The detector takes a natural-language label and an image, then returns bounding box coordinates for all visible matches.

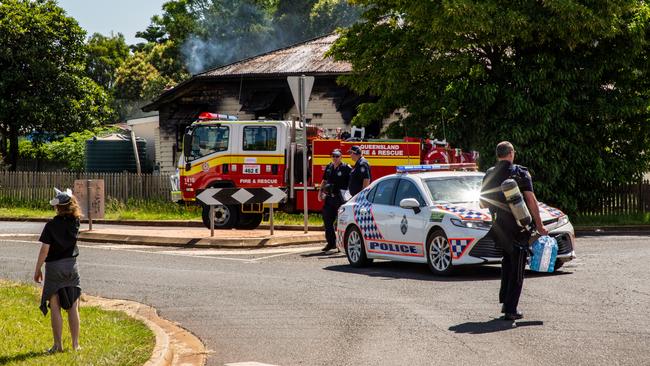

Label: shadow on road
[449,318,544,334]
[324,261,504,282]
[301,251,346,259]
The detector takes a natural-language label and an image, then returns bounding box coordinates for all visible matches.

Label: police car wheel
[201,204,239,229]
[426,230,453,275]
[345,226,372,267]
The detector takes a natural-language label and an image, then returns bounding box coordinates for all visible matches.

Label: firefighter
[348,145,371,196]
[318,149,351,252]
[480,141,548,321]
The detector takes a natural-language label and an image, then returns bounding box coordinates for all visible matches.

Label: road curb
[77,231,326,248]
[82,294,207,366]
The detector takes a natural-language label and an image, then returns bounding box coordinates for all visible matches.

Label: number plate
[243,165,260,174]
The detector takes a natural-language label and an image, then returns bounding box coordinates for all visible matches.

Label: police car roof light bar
[198,112,238,121]
[396,163,478,173]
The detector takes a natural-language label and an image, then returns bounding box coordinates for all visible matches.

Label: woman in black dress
[34,188,82,353]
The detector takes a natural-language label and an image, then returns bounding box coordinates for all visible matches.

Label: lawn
[0,280,154,366]
[0,196,326,225]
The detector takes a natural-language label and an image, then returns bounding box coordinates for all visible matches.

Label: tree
[0,0,113,170]
[330,0,650,213]
[85,32,130,91]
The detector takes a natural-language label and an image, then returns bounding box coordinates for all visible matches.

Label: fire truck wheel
[201,204,239,229]
[237,213,263,230]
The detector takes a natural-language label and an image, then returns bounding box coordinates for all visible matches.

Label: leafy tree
[0,0,113,170]
[85,32,130,90]
[330,0,650,213]
[18,126,119,171]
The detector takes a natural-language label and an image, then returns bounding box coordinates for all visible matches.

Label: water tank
[85,133,149,173]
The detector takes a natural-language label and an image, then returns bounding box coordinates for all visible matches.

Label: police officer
[348,145,371,196]
[480,141,548,321]
[318,149,351,252]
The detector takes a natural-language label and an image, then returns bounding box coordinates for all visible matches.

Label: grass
[2,196,648,226]
[0,280,154,366]
[0,196,325,225]
[572,212,650,226]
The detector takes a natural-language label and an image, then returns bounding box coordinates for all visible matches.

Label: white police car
[335,164,576,275]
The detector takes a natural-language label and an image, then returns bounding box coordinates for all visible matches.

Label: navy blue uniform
[348,157,371,197]
[480,160,534,315]
[322,162,351,249]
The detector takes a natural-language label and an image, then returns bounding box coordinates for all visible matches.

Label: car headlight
[556,215,569,228]
[450,218,491,230]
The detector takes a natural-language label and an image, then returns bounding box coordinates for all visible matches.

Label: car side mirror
[183,133,193,158]
[400,198,421,214]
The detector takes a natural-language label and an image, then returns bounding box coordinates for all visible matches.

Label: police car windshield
[424,176,482,204]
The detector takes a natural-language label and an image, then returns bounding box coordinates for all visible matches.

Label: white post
[300,76,309,234]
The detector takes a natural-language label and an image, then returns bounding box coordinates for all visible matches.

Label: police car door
[385,178,428,261]
[365,178,399,258]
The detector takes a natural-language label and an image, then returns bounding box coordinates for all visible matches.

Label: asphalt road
[1,221,649,366]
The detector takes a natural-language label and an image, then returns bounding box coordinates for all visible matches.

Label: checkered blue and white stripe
[539,203,564,218]
[435,204,489,220]
[449,239,473,259]
[354,190,383,240]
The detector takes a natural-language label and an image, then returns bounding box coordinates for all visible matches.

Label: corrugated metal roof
[197,33,351,77]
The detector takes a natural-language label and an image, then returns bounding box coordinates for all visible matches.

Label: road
[1,221,649,366]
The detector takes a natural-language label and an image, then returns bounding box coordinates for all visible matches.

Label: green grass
[0,196,326,225]
[572,212,650,226]
[0,280,154,366]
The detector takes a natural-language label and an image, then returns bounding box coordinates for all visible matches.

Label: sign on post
[74,179,105,231]
[197,188,286,236]
[288,75,314,234]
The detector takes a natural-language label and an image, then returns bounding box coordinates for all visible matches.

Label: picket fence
[579,180,650,216]
[0,171,172,203]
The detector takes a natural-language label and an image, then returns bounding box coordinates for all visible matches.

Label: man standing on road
[348,145,371,197]
[318,149,351,252]
[480,141,548,321]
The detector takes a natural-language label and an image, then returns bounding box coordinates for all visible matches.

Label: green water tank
[85,133,149,173]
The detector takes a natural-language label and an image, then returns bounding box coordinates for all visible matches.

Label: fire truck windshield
[188,125,230,161]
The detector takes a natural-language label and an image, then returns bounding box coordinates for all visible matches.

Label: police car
[335,164,576,275]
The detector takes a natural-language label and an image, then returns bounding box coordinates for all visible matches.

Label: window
[243,126,277,151]
[372,179,398,205]
[424,176,483,203]
[394,179,425,206]
[189,125,229,161]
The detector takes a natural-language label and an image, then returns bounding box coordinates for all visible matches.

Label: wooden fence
[579,180,650,216]
[0,171,172,203]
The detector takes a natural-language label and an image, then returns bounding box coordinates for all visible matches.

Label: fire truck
[174,112,478,229]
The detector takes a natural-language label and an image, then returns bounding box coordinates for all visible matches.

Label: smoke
[180,1,361,75]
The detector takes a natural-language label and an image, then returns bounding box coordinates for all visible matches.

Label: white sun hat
[50,188,73,206]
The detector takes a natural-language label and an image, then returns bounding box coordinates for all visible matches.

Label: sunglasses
[332,155,341,158]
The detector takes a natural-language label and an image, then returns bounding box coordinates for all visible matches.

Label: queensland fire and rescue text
[176,113,478,229]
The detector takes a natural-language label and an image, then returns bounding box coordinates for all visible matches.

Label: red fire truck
[174,112,478,229]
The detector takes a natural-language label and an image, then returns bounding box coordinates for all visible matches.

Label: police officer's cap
[331,149,342,157]
[348,145,362,155]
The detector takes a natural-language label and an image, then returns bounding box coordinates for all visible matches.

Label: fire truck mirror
[183,133,193,158]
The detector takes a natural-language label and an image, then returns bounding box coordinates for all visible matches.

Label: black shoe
[321,245,335,252]
[504,311,524,321]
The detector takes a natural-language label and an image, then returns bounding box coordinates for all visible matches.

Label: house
[142,33,401,175]
[126,114,159,172]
